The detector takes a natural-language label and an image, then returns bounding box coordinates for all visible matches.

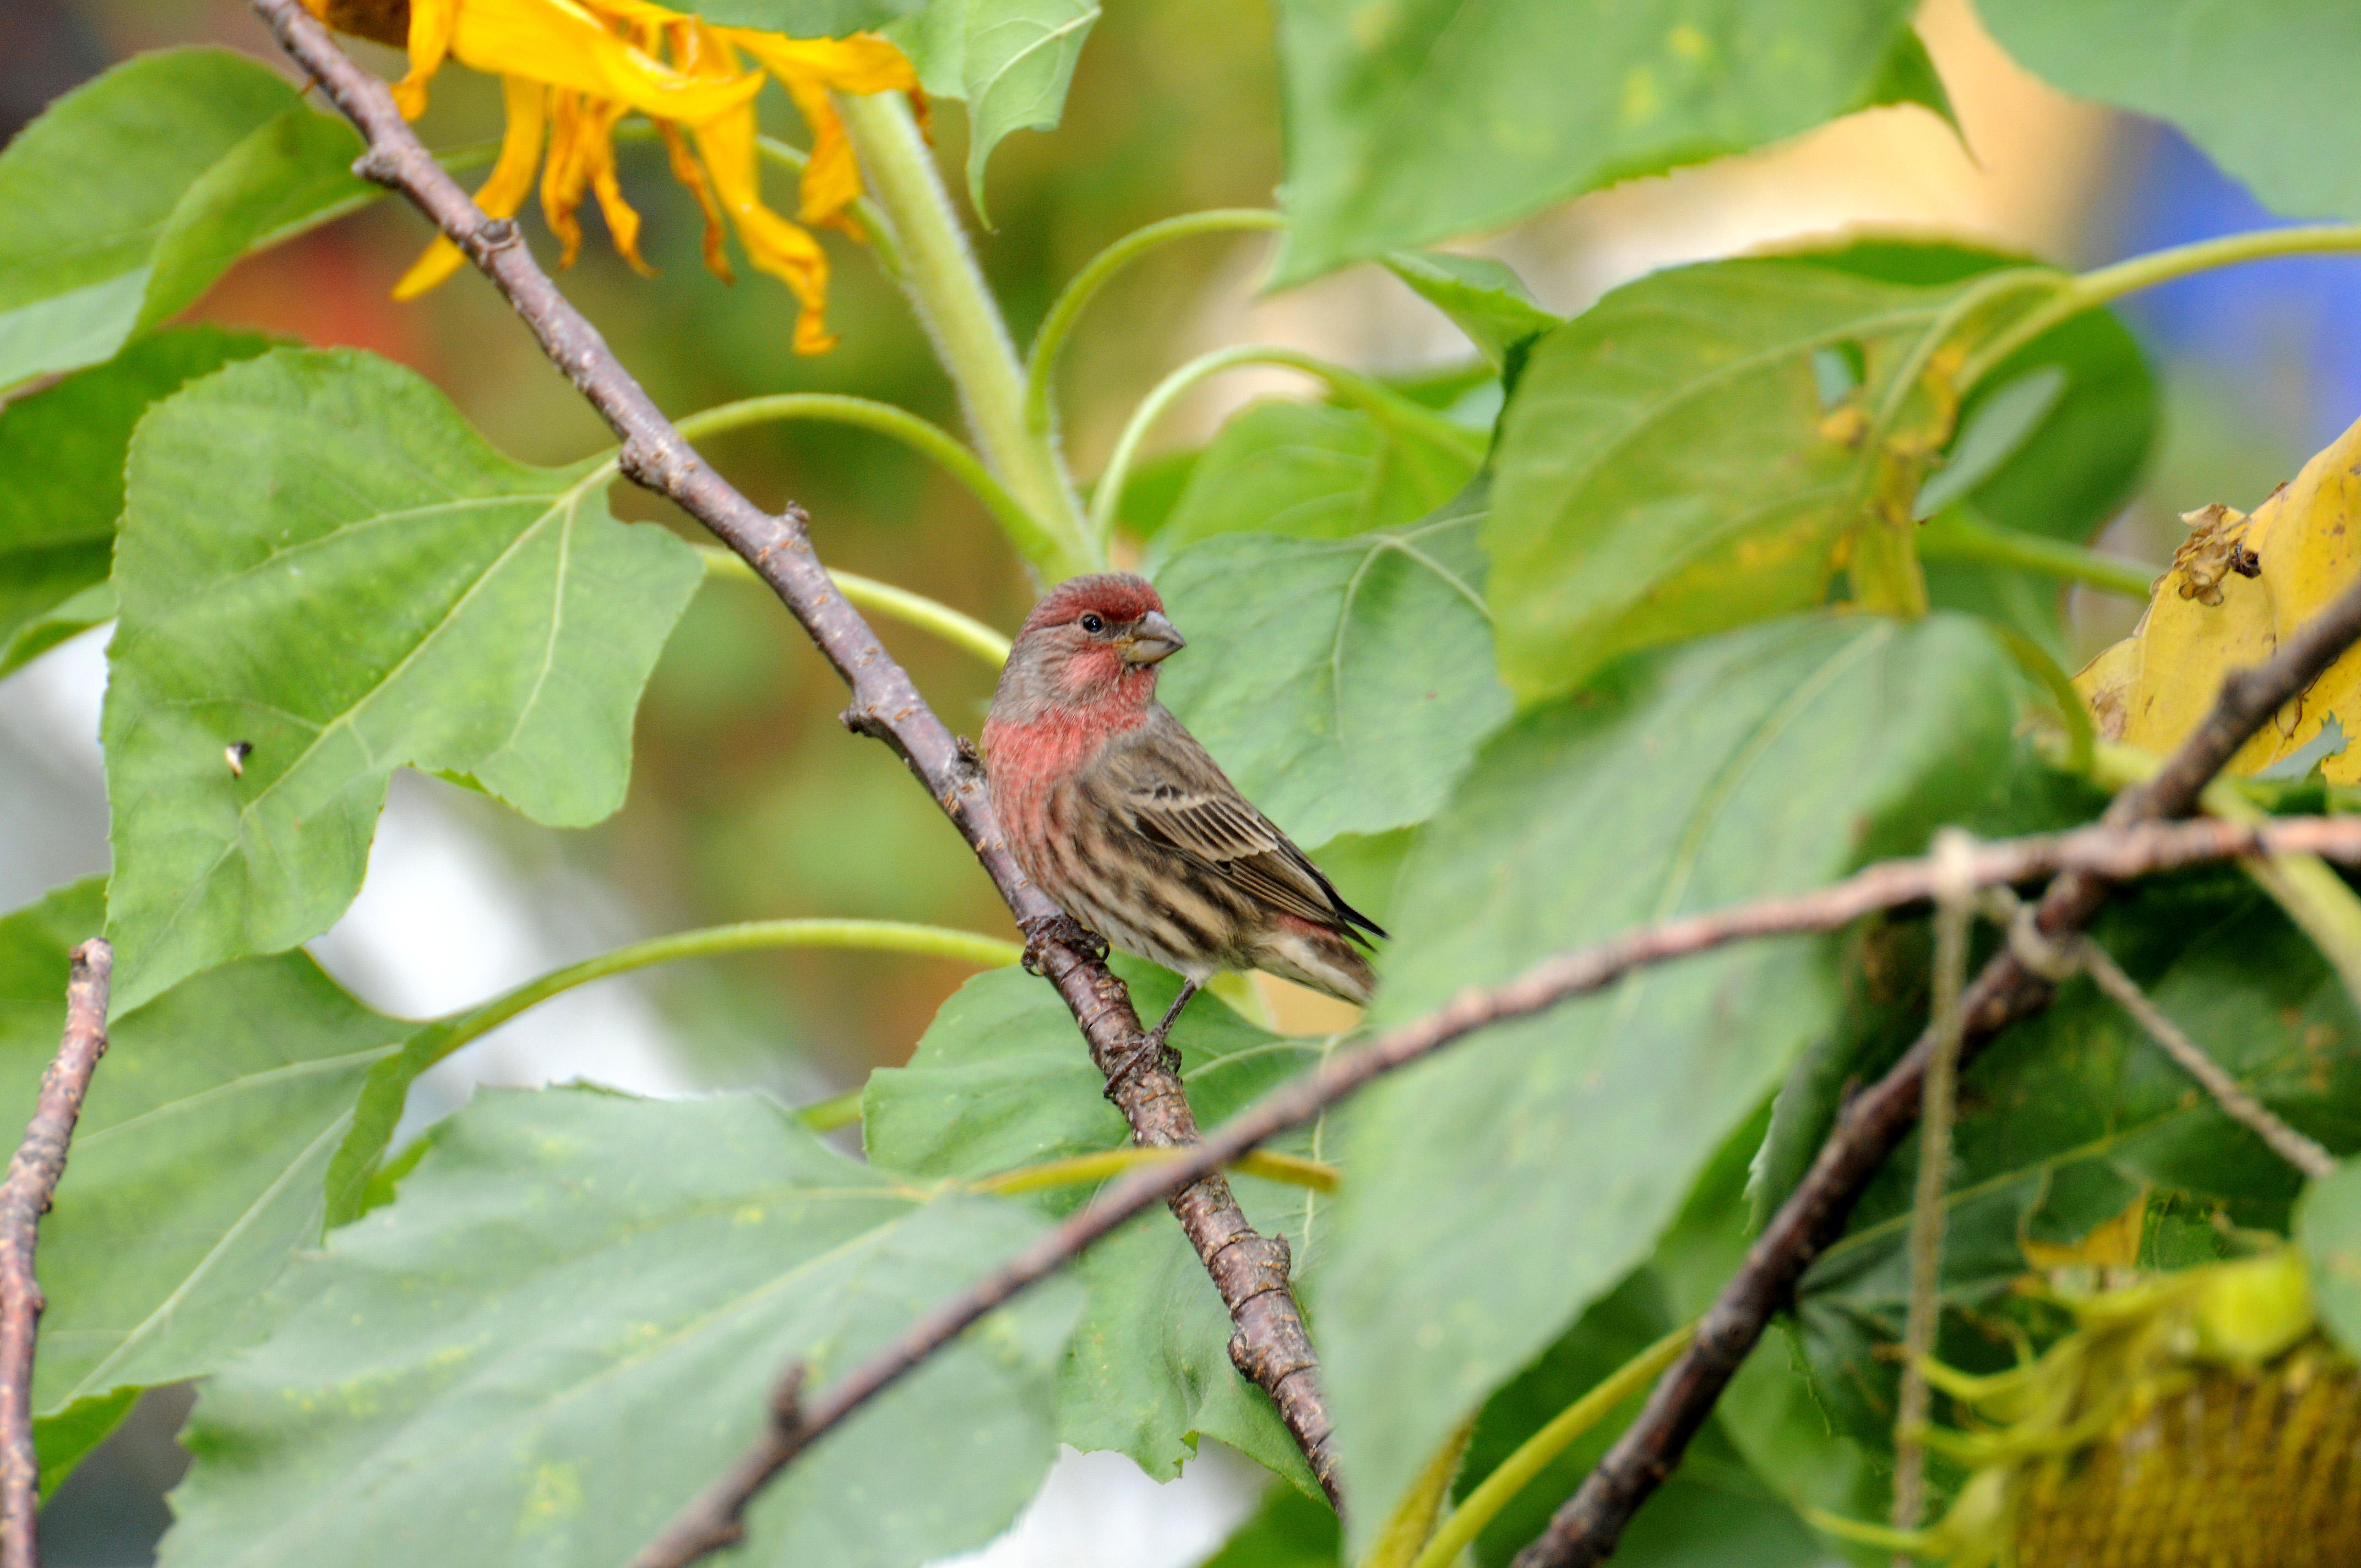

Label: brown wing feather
[1093,709,1386,943]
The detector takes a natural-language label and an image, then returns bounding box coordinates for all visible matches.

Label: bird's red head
[994,573,1187,720]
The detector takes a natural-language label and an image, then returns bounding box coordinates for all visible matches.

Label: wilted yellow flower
[303,0,918,353]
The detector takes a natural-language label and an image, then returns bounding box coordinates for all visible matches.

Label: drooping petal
[394,0,460,117]
[582,100,652,275]
[722,30,916,227]
[657,121,735,284]
[541,89,589,268]
[692,105,837,353]
[394,73,547,298]
[447,0,761,125]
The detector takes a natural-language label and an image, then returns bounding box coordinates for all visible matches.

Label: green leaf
[1199,1482,1340,1568]
[0,583,112,682]
[1380,253,1562,372]
[1154,483,1513,847]
[35,1389,141,1501]
[1911,364,2065,521]
[1799,883,2361,1414]
[1148,399,1479,562]
[1789,241,2157,658]
[2300,1161,2361,1356]
[1851,23,1960,136]
[1312,612,2020,1545]
[1980,0,2361,225]
[103,349,703,1010]
[1484,255,2004,705]
[0,326,275,670]
[864,959,1326,1494]
[160,1087,1081,1568]
[0,880,409,1437]
[1269,0,1921,284]
[666,0,924,34]
[0,48,368,391]
[886,0,1101,219]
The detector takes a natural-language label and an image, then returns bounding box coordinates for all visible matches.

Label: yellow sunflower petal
[721,30,918,95]
[394,73,547,300]
[691,106,836,353]
[448,0,761,125]
[720,32,915,226]
[541,89,589,268]
[657,121,735,284]
[393,0,460,118]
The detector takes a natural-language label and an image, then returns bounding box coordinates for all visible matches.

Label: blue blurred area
[2103,122,2361,453]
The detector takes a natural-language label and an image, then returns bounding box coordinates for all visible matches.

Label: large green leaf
[886,0,1101,217]
[864,959,1325,1494]
[1269,0,1932,284]
[1794,242,2158,660]
[1485,256,2011,705]
[160,1088,1081,1568]
[1154,484,1512,847]
[103,349,703,1010]
[0,48,368,391]
[2300,1160,2361,1357]
[1794,883,2361,1439]
[1145,400,1478,564]
[1311,612,2020,1545]
[0,327,274,673]
[1981,1,2361,225]
[0,879,409,1483]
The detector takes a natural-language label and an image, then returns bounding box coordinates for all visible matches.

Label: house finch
[982,573,1384,1069]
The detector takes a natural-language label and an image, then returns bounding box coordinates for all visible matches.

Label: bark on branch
[1510,573,2361,1568]
[242,0,1342,1512]
[0,940,112,1568]
[629,805,2361,1568]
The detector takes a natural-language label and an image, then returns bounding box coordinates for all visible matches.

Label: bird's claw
[1021,912,1106,975]
[1102,1028,1179,1102]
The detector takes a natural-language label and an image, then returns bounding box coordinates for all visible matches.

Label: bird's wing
[1097,711,1381,940]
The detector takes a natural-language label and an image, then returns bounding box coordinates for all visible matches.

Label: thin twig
[241,0,1345,1516]
[1889,832,1973,1549]
[627,805,2361,1568]
[2053,927,2337,1180]
[0,941,112,1568]
[1510,568,2361,1568]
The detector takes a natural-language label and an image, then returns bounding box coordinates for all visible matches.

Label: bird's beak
[1120,612,1185,665]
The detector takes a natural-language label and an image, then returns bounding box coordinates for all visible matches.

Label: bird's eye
[1079,613,1106,634]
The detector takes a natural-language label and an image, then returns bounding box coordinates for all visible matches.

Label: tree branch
[241,0,1346,1512]
[0,940,111,1568]
[630,804,2361,1567]
[1510,574,2361,1568]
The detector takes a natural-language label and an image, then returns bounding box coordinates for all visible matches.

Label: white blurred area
[0,628,1259,1568]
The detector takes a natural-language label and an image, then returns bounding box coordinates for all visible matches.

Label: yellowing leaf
[2076,410,2361,779]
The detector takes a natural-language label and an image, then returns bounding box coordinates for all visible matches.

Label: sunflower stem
[834,91,1096,580]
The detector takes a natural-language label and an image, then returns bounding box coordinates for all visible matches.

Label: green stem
[434,920,1022,1060]
[1408,1322,1698,1568]
[669,391,1054,569]
[976,1146,1340,1196]
[793,1088,866,1134]
[834,91,1096,579]
[1365,1417,1476,1568]
[697,548,1011,666]
[1024,209,1286,437]
[1963,224,2361,388]
[1089,345,1489,549]
[1918,507,2161,600]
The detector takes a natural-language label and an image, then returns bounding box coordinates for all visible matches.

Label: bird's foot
[1021,912,1106,975]
[1101,978,1199,1102]
[1102,1027,1180,1102]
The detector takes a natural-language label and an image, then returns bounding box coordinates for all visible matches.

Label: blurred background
[5,0,2359,1560]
